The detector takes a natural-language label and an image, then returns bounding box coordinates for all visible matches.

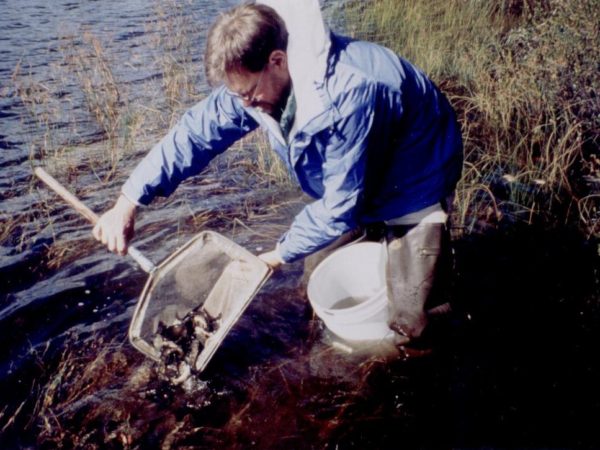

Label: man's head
[205,3,291,116]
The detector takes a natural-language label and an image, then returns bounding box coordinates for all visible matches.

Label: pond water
[1,1,600,449]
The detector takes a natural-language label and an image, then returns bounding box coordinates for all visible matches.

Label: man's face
[225,50,291,118]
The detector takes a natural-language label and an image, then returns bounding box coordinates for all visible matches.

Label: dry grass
[344,0,599,235]
[61,32,121,141]
[13,0,203,181]
[0,215,22,247]
[229,131,294,189]
[33,335,152,449]
[148,0,203,126]
[12,60,68,163]
[14,0,297,192]
[14,34,124,179]
[0,202,54,252]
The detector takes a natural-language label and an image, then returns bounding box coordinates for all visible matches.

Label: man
[93,0,463,348]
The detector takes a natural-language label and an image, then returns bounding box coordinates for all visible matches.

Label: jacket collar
[258,0,332,131]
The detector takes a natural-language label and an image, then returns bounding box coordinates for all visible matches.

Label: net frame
[129,231,271,372]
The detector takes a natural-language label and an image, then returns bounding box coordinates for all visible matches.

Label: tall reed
[148,0,203,126]
[231,131,294,189]
[343,0,599,234]
[59,31,124,176]
[62,32,121,140]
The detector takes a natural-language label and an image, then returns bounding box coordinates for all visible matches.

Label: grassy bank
[344,0,599,236]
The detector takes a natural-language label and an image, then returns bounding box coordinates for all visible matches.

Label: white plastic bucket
[307,242,394,342]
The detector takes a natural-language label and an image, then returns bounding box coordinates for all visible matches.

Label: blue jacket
[122,32,463,263]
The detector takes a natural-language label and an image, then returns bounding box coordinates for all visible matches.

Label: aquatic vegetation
[229,131,294,189]
[61,32,121,142]
[148,0,204,125]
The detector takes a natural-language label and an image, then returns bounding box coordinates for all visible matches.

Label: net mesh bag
[129,231,271,374]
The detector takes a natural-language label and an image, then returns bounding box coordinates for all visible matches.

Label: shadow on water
[1,217,599,449]
[445,222,600,449]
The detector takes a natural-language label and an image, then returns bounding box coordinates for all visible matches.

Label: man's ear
[268,49,287,70]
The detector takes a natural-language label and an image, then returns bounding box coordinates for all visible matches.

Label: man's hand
[258,248,285,270]
[92,194,137,255]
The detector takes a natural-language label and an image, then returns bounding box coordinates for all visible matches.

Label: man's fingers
[107,234,117,253]
[93,220,128,255]
[91,198,137,255]
[92,223,101,241]
[116,233,127,255]
[258,250,283,270]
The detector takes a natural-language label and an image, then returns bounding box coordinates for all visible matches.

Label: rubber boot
[386,222,449,346]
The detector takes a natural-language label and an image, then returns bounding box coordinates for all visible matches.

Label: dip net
[129,231,271,378]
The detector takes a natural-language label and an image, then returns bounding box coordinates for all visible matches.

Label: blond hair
[205,3,288,86]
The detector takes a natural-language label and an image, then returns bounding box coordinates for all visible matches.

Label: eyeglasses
[227,67,266,104]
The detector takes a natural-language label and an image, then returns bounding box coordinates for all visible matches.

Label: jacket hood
[257,0,331,130]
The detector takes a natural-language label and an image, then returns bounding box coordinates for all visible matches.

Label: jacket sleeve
[278,86,377,262]
[122,86,258,205]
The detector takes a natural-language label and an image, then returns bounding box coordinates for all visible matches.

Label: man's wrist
[274,243,286,265]
[115,194,137,214]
